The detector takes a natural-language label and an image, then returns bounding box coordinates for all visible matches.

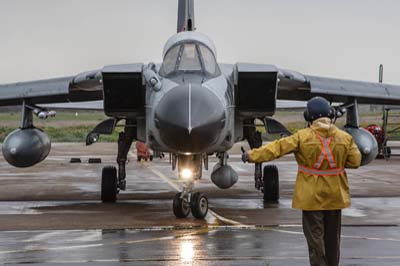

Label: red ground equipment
[365,124,386,159]
[135,141,153,162]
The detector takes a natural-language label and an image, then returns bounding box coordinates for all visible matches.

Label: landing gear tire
[173,192,190,218]
[101,166,118,203]
[263,165,279,203]
[190,192,209,219]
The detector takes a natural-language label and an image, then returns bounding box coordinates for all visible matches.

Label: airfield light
[181,168,193,180]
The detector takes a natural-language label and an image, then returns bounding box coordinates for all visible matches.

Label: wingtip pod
[177,0,195,33]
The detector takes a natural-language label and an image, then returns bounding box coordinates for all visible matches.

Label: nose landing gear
[172,154,209,219]
[173,190,209,219]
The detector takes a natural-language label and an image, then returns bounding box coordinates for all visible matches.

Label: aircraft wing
[276,100,307,110]
[40,100,306,111]
[277,68,400,105]
[40,100,104,110]
[0,69,103,107]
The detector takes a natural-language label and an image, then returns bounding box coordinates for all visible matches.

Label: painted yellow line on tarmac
[208,210,243,226]
[130,150,180,191]
[145,163,181,191]
[129,151,182,190]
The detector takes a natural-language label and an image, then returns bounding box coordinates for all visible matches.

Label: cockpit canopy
[160,42,220,78]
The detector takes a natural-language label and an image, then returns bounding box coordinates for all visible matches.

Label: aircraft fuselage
[146,32,235,155]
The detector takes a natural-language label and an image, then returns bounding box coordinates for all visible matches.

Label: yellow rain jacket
[248,118,361,211]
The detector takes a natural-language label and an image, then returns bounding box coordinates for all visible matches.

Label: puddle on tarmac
[343,207,366,217]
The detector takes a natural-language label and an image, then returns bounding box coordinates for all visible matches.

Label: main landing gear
[262,165,279,203]
[245,118,280,203]
[101,120,136,203]
[101,166,118,202]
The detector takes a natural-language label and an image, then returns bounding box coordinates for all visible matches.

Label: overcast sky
[0,0,399,84]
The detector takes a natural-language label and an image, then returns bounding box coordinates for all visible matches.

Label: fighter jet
[1,0,400,219]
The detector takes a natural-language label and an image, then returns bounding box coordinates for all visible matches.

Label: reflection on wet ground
[1,227,400,266]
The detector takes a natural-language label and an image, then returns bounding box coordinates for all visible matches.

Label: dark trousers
[302,210,342,266]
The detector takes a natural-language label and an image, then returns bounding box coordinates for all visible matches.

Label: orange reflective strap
[313,138,325,169]
[298,165,345,176]
[312,134,337,169]
[299,133,343,176]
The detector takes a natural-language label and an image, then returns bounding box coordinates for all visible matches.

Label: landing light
[181,168,193,180]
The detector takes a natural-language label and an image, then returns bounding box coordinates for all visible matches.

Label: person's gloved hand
[241,147,249,163]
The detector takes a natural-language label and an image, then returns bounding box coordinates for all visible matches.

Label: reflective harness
[298,133,345,176]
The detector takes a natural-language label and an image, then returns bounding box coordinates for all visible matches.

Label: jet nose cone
[155,84,225,153]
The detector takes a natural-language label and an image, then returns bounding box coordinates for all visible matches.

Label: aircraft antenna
[379,64,384,83]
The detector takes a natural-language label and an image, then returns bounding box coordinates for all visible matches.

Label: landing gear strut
[101,120,136,203]
[245,118,280,203]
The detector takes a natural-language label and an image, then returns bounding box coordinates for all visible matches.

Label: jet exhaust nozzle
[2,128,51,168]
[211,163,238,189]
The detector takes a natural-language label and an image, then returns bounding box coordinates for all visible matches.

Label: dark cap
[303,96,335,122]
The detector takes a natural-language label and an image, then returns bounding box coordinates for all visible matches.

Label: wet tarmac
[2,226,400,266]
[0,142,400,265]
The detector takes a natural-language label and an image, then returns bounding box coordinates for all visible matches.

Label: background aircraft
[1,0,400,219]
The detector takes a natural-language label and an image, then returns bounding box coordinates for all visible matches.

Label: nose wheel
[173,192,191,218]
[173,192,209,219]
[190,192,209,219]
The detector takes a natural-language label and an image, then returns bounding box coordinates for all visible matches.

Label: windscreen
[199,45,217,75]
[160,42,219,77]
[178,43,202,71]
[161,45,180,75]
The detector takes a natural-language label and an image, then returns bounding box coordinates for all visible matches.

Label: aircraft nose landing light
[180,168,193,180]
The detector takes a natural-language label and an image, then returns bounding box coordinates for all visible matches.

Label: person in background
[242,96,361,266]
